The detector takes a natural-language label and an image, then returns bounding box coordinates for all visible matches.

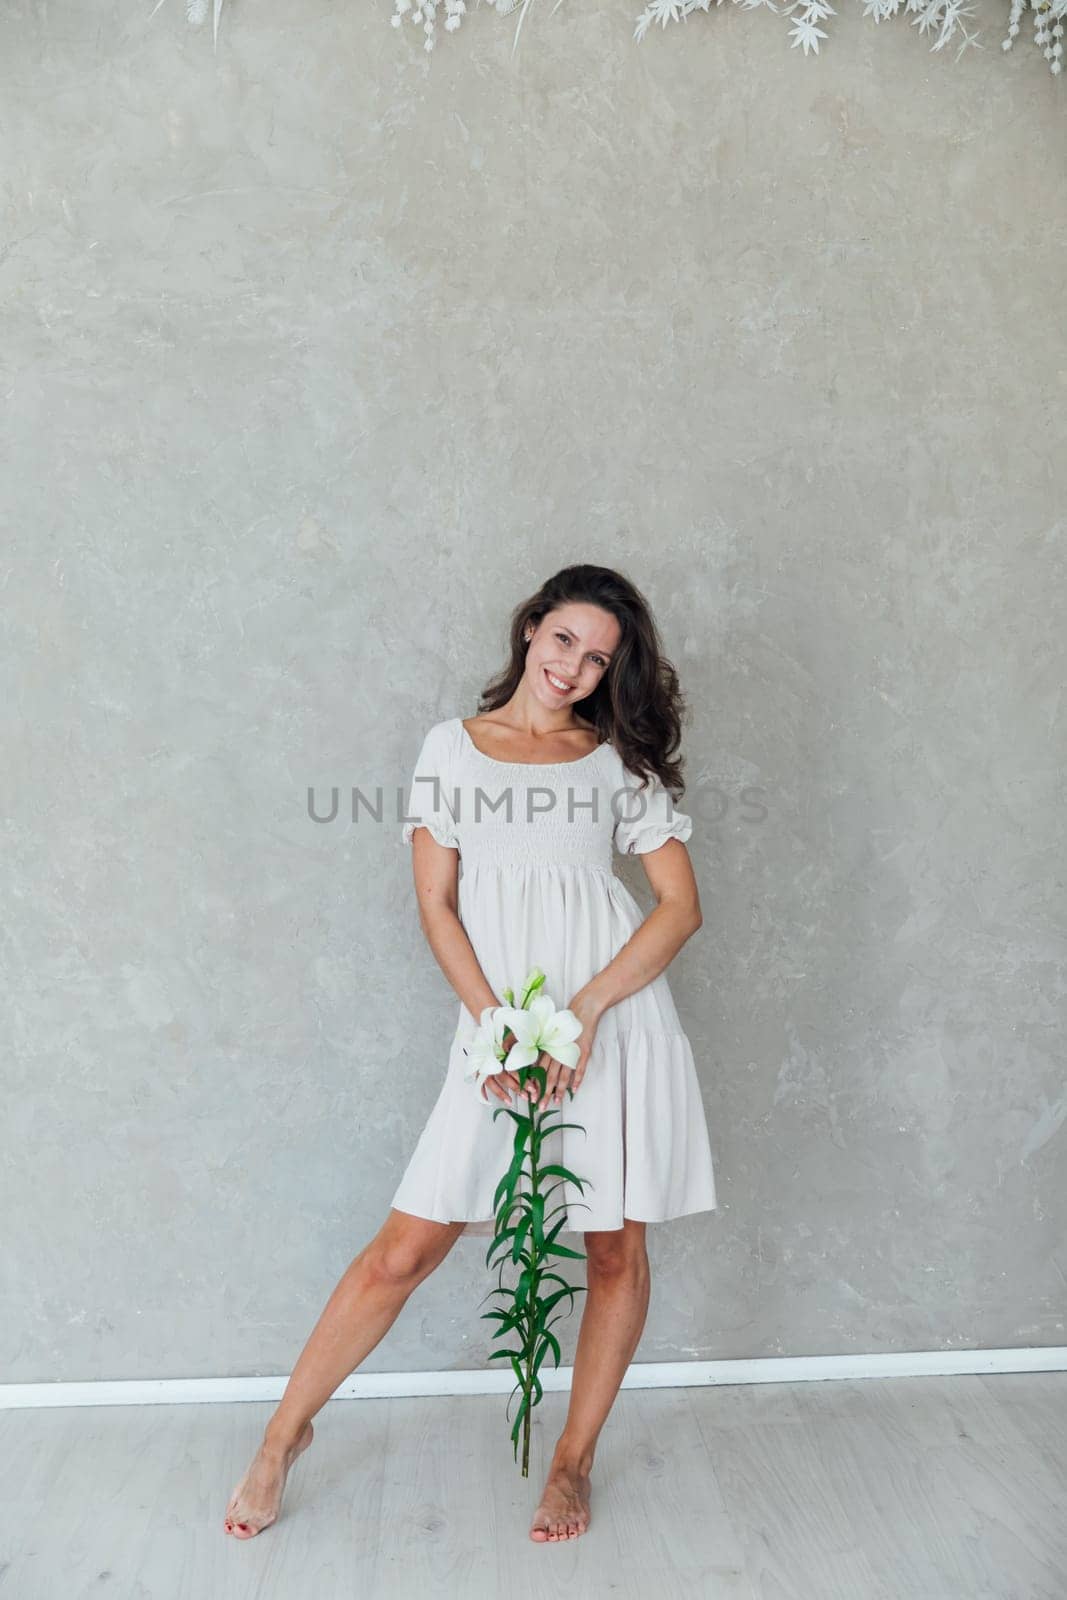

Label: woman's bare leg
[529,1218,650,1543]
[224,1209,467,1538]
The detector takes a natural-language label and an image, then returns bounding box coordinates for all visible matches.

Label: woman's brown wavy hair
[475,564,690,802]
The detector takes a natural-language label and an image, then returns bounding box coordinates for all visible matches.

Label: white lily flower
[497,993,582,1072]
[461,1005,511,1089]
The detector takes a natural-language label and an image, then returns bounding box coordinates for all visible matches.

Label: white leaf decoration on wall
[154,0,1066,75]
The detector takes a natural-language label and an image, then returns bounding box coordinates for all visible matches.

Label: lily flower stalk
[463,966,593,1476]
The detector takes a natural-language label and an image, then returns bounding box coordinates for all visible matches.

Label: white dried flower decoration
[151,0,226,48]
[388,0,1065,73]
[158,0,1064,74]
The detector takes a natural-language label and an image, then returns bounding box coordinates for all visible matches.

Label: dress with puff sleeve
[401,720,459,850]
[612,760,693,856]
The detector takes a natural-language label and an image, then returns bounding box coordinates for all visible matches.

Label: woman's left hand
[524,988,604,1111]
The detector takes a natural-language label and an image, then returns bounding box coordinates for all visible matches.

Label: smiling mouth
[544,668,574,693]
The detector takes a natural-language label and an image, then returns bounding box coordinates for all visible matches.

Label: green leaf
[540,1286,580,1316]
[537,1270,576,1293]
[510,1392,529,1447]
[536,1179,567,1204]
[485,1228,517,1270]
[494,1161,521,1210]
[536,1163,585,1185]
[538,1329,562,1368]
[530,1191,545,1253]
[548,1168,589,1191]
[512,1213,531,1265]
[498,1193,524,1225]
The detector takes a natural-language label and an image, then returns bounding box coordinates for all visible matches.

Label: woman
[224,563,717,1545]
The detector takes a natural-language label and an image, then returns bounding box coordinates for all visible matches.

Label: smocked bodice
[401,716,692,872]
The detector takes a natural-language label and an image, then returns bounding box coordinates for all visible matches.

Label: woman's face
[524,604,621,710]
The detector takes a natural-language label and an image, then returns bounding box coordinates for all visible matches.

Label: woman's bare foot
[529,1457,593,1542]
[223,1421,314,1539]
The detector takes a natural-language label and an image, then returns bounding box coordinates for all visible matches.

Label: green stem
[522,1091,539,1478]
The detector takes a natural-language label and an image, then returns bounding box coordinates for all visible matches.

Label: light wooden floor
[1,1372,1063,1598]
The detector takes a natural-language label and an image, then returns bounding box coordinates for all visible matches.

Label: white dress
[391,716,718,1238]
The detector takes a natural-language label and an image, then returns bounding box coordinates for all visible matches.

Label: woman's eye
[556,631,605,668]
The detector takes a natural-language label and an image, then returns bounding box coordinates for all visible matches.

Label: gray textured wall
[4,1,1065,1384]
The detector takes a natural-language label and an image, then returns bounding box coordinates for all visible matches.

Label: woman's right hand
[479,1025,533,1105]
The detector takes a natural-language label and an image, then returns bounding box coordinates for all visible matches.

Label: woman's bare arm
[408,826,498,1021]
[581,839,702,1021]
[529,838,703,1111]
[408,828,531,1103]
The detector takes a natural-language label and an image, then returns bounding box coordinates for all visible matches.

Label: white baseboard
[4,1347,1066,1410]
